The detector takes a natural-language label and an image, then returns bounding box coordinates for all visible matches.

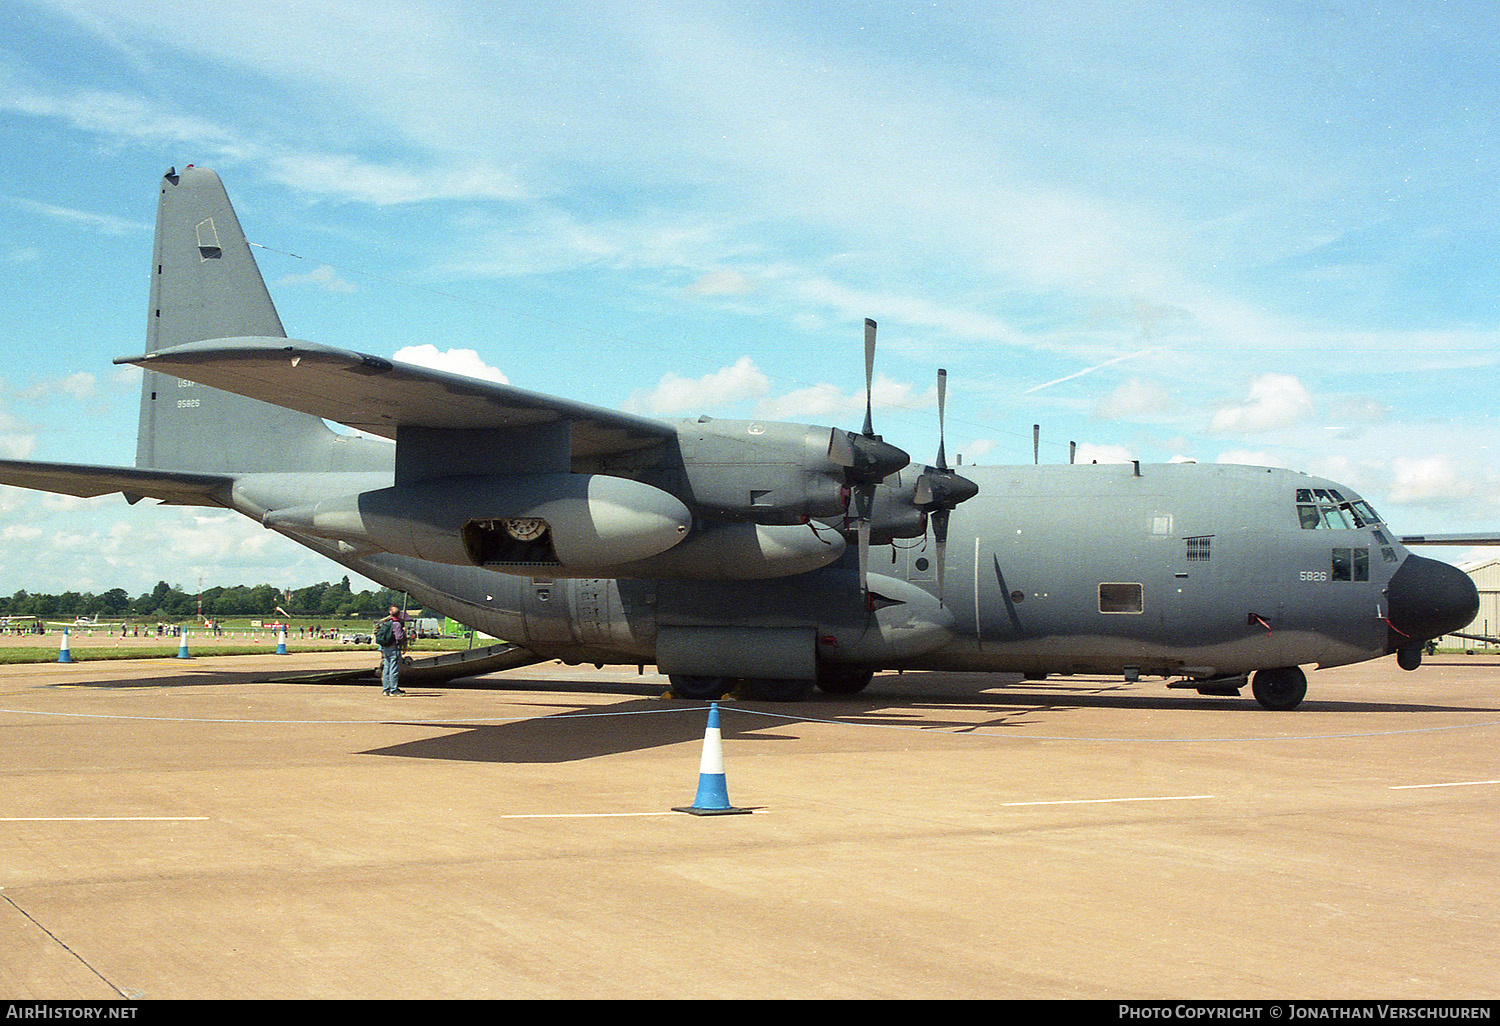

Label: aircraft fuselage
[237,459,1464,685]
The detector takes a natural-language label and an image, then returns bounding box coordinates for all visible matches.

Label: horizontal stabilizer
[118,336,675,461]
[0,458,231,506]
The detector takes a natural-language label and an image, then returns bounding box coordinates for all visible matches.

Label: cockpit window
[1295,490,1383,530]
[1321,505,1351,530]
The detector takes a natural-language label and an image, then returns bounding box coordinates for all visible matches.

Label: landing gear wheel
[1251,666,1307,710]
[668,674,734,700]
[815,667,875,695]
[740,677,814,702]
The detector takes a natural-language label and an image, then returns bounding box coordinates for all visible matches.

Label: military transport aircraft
[0,167,1481,708]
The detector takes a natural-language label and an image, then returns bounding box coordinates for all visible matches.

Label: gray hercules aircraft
[0,167,1482,708]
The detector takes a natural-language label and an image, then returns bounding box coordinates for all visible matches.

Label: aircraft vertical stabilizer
[135,166,387,475]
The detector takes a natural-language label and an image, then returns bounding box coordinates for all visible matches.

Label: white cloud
[792,278,1028,347]
[0,408,35,458]
[275,265,356,293]
[623,356,770,415]
[265,153,526,206]
[392,345,508,384]
[2,195,149,236]
[0,433,34,458]
[1209,374,1315,434]
[685,269,756,296]
[1389,455,1470,505]
[15,372,98,402]
[1093,377,1170,420]
[755,374,935,422]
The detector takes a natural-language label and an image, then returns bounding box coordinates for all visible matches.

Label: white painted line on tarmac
[0,816,209,822]
[1389,779,1500,790]
[999,794,1214,807]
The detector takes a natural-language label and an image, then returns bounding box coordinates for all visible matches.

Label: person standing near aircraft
[377,604,409,696]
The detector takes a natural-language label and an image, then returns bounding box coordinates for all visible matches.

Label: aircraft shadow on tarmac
[357,671,1500,765]
[44,666,359,690]
[42,666,1500,764]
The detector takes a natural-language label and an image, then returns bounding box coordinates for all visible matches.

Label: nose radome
[1385,554,1479,645]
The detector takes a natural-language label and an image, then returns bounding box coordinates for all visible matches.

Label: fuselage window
[1099,582,1144,614]
[1332,548,1352,581]
[1330,547,1370,582]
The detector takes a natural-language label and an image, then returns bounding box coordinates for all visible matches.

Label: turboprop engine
[264,473,691,572]
[260,472,849,579]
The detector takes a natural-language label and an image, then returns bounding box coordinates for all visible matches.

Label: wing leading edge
[116,336,676,462]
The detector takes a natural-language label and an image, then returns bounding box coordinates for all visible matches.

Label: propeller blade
[863,318,877,438]
[933,510,949,605]
[936,368,948,471]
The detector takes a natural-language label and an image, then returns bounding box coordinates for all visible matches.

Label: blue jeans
[380,645,402,692]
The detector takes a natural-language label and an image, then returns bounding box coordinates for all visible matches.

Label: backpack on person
[374,619,397,647]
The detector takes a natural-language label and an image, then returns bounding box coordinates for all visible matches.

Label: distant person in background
[376,604,409,696]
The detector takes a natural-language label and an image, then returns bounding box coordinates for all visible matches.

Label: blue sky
[1,0,1498,596]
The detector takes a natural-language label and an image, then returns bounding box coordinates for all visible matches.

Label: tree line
[1,576,409,620]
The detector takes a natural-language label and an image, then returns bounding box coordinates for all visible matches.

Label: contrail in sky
[1023,349,1156,395]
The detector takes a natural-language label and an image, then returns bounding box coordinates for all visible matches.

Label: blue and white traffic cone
[58,627,71,664]
[673,703,750,816]
[177,630,191,659]
[276,628,287,655]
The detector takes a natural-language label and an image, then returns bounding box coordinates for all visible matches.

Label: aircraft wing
[1399,533,1500,546]
[117,336,676,459]
[0,458,231,506]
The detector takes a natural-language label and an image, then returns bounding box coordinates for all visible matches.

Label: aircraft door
[1162,525,1284,661]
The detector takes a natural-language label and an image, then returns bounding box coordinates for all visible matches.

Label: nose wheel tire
[1251,666,1307,710]
[740,677,814,702]
[815,667,875,695]
[667,674,735,700]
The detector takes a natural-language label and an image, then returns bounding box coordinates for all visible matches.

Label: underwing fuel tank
[263,473,691,572]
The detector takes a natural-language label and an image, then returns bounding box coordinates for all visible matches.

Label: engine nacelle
[263,473,691,572]
[672,419,852,523]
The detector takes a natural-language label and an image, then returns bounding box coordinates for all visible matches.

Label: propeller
[827,318,909,604]
[913,368,979,603]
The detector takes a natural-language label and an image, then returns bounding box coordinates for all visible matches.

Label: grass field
[0,616,484,664]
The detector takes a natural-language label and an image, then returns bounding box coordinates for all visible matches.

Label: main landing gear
[1250,666,1307,711]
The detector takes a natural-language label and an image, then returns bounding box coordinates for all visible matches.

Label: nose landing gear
[1251,666,1307,710]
